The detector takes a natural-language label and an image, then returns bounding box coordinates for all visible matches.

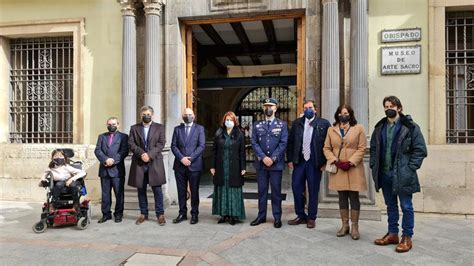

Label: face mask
[225,120,234,129]
[304,109,315,119]
[264,108,274,117]
[339,114,350,123]
[385,109,398,119]
[107,125,117,133]
[53,158,65,166]
[142,115,152,123]
[183,115,194,124]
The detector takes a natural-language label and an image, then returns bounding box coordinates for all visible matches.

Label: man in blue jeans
[370,96,427,253]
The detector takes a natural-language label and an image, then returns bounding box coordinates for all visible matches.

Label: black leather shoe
[172,214,187,224]
[274,219,282,228]
[250,218,266,226]
[114,216,122,223]
[190,216,199,224]
[98,216,111,223]
[218,216,228,224]
[229,217,241,225]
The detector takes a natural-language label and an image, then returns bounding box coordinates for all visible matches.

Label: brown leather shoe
[374,233,399,245]
[288,217,307,225]
[157,214,166,226]
[135,214,148,225]
[307,219,315,229]
[395,235,412,253]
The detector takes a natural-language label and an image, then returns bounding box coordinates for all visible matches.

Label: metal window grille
[237,86,297,162]
[9,37,73,143]
[446,11,474,144]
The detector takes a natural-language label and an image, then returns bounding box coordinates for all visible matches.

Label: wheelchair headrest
[60,148,75,158]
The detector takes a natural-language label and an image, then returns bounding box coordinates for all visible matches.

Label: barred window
[9,37,73,143]
[445,11,474,144]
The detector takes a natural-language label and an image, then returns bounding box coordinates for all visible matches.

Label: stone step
[123,187,170,211]
[317,202,381,221]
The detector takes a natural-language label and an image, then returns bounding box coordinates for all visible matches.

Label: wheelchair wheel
[32,220,47,233]
[77,217,89,230]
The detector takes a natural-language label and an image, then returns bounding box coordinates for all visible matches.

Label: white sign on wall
[381,28,421,43]
[381,45,421,75]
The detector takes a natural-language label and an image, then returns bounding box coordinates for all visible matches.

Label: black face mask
[183,115,194,124]
[339,114,350,123]
[264,108,274,117]
[142,115,152,123]
[385,109,398,119]
[107,125,117,133]
[53,158,65,166]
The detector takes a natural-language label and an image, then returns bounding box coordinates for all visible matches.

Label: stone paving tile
[179,255,203,266]
[200,252,223,264]
[0,243,131,265]
[124,253,183,265]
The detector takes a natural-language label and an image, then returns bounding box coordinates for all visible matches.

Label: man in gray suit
[171,108,206,224]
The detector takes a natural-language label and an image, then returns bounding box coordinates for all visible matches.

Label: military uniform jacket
[251,118,288,170]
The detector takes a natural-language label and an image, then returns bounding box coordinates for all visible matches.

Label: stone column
[350,0,368,131]
[143,0,164,122]
[321,0,339,124]
[119,0,137,132]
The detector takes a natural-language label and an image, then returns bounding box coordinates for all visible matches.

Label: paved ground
[0,200,473,265]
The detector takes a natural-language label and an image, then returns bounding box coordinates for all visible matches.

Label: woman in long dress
[210,111,246,225]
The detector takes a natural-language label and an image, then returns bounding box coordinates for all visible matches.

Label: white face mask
[225,120,234,129]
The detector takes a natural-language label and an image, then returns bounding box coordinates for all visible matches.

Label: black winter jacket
[370,114,427,194]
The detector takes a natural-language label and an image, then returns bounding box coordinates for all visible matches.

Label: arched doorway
[236,86,297,181]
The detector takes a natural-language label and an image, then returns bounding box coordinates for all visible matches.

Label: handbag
[325,162,338,174]
[325,127,351,174]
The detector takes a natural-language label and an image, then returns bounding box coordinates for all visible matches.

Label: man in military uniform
[250,98,288,228]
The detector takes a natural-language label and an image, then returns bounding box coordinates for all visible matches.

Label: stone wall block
[466,163,474,189]
[419,161,466,188]
[423,187,473,214]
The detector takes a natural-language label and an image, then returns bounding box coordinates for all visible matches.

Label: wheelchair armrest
[40,180,50,188]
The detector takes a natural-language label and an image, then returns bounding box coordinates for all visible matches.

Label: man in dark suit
[286,100,330,229]
[250,98,288,228]
[171,108,206,224]
[128,106,167,226]
[94,117,129,223]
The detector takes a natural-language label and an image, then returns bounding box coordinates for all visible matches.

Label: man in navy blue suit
[171,108,206,224]
[94,117,129,223]
[286,100,330,229]
[250,98,288,228]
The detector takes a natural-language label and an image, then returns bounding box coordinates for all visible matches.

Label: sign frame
[380,45,422,75]
[381,28,422,43]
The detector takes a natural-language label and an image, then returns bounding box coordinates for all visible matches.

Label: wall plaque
[381,45,421,75]
[381,28,421,43]
[209,0,266,12]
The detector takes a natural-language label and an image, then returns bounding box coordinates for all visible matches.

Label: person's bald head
[183,108,194,116]
[182,108,195,124]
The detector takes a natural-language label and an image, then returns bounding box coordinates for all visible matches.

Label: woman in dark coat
[210,111,246,225]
